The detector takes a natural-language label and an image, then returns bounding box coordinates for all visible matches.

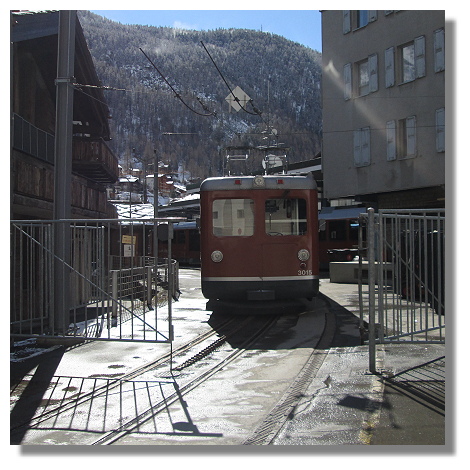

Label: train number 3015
[298,269,313,276]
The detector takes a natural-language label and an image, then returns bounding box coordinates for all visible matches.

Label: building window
[358,59,369,96]
[434,28,445,72]
[397,116,417,158]
[399,36,426,83]
[353,127,371,167]
[401,42,415,82]
[357,54,378,96]
[345,54,378,99]
[436,108,445,152]
[343,10,377,34]
[356,10,369,28]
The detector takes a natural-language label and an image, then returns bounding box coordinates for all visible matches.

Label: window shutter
[434,28,445,72]
[368,53,378,92]
[354,130,362,166]
[415,36,426,78]
[343,11,351,34]
[362,128,371,165]
[385,47,395,87]
[343,63,352,100]
[354,128,370,166]
[406,116,417,156]
[386,120,397,160]
[436,108,445,152]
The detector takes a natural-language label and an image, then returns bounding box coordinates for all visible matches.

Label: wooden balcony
[12,114,119,185]
[72,138,119,184]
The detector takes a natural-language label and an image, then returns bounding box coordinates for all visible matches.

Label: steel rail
[10,317,238,436]
[242,303,336,445]
[90,314,280,445]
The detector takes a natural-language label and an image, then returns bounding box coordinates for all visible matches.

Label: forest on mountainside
[78,11,322,181]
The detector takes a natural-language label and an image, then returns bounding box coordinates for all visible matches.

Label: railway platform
[10,271,447,448]
[307,279,446,446]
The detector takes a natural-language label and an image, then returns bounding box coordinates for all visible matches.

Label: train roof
[173,221,198,230]
[200,173,317,192]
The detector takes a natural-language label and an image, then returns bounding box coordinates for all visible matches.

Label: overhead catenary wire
[71,48,318,149]
[139,47,216,118]
[72,79,317,147]
[200,40,263,119]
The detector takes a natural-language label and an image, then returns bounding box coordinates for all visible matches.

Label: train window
[189,231,200,251]
[349,221,359,241]
[212,199,255,236]
[329,220,347,241]
[319,220,327,241]
[265,198,307,236]
[175,231,186,244]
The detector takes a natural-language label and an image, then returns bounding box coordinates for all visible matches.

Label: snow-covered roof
[113,203,155,220]
[119,176,139,183]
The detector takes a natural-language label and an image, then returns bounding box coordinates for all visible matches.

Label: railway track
[10,313,279,444]
[91,314,280,445]
[243,304,336,444]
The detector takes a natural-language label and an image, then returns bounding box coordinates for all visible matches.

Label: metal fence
[10,218,181,343]
[359,209,445,372]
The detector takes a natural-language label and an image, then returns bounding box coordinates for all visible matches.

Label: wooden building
[10,11,120,332]
[11,10,119,220]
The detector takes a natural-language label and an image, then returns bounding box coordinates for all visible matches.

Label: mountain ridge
[78,10,322,180]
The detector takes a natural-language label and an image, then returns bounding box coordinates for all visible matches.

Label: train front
[199,174,319,303]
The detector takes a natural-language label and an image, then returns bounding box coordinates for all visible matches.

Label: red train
[199,174,319,302]
[318,206,365,268]
[158,221,200,265]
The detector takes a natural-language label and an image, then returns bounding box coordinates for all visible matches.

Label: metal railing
[10,218,181,343]
[12,113,55,164]
[359,209,445,372]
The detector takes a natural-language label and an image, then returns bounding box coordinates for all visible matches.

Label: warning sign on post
[121,235,136,245]
[123,244,135,257]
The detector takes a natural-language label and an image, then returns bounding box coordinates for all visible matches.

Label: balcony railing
[12,113,119,184]
[72,138,119,184]
[12,113,55,164]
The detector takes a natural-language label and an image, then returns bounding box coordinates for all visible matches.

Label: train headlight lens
[253,175,265,188]
[298,249,310,261]
[211,250,223,262]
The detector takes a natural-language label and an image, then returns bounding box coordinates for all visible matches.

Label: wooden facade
[10,11,119,329]
[11,11,119,220]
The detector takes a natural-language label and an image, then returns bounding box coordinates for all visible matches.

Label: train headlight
[298,249,310,261]
[211,250,224,262]
[253,175,265,188]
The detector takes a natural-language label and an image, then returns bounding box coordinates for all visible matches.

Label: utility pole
[53,10,76,335]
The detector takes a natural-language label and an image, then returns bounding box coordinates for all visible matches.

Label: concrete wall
[321,11,445,204]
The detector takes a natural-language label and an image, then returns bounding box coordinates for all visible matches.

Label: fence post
[53,11,76,335]
[146,266,152,308]
[368,208,377,374]
[111,270,118,319]
[167,223,174,341]
[358,214,366,335]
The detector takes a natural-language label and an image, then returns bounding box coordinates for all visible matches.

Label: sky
[90,9,323,51]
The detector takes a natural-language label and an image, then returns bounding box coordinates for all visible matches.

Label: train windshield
[212,199,255,236]
[265,198,307,236]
